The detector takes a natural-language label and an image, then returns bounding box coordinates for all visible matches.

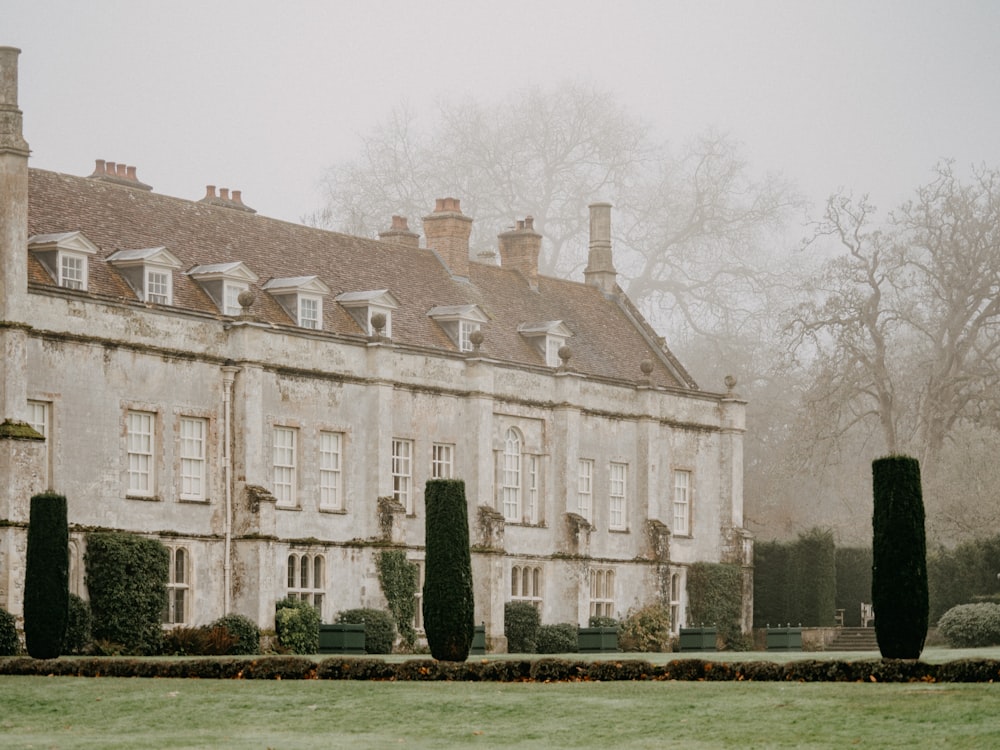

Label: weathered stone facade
[0,47,751,649]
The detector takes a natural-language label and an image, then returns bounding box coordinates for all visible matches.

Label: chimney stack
[423,198,473,278]
[584,202,617,294]
[379,214,421,249]
[498,216,543,290]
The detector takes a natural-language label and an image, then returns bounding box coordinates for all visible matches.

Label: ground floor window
[163,546,189,625]
[589,568,615,619]
[287,552,325,613]
[511,564,543,609]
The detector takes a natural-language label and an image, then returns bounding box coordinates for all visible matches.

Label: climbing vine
[376,549,418,649]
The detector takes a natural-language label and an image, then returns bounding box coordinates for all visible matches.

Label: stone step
[827,627,879,651]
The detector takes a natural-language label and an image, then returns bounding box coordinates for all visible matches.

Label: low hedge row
[1,655,998,682]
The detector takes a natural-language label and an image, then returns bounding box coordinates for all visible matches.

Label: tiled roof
[27,167,697,390]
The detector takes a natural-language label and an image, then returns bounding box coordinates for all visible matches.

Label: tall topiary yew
[872,455,928,659]
[24,492,69,659]
[422,479,474,662]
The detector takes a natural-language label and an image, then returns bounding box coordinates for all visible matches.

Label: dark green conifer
[24,492,69,659]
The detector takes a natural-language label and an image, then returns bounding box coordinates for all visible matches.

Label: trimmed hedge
[0,608,19,656]
[536,623,578,654]
[872,455,928,659]
[754,529,837,628]
[336,608,396,654]
[24,492,70,659]
[423,479,474,662]
[275,598,320,654]
[63,594,92,655]
[84,532,169,655]
[504,601,540,653]
[0,654,997,682]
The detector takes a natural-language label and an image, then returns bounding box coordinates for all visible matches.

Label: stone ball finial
[558,345,572,364]
[469,328,484,351]
[724,374,737,392]
[640,359,654,376]
[237,290,255,310]
[370,312,387,332]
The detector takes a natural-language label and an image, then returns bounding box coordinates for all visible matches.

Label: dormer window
[106,246,183,305]
[28,231,99,291]
[335,289,401,337]
[262,276,331,330]
[518,320,573,367]
[427,304,489,352]
[187,262,259,316]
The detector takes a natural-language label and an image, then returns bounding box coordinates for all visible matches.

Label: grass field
[2,648,999,749]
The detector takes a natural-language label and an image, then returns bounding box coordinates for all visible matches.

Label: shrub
[618,603,672,652]
[376,550,418,649]
[588,615,619,628]
[504,601,540,653]
[687,562,744,647]
[62,594,92,655]
[210,613,261,655]
[0,608,19,656]
[422,479,474,662]
[536,623,578,654]
[872,455,929,659]
[24,492,69,659]
[937,603,1000,648]
[84,532,168,654]
[275,597,320,654]
[336,608,396,654]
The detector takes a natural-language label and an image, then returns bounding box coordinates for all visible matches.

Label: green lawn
[2,663,999,749]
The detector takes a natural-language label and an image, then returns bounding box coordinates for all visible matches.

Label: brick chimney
[379,215,421,249]
[423,197,473,278]
[584,202,617,294]
[498,216,542,290]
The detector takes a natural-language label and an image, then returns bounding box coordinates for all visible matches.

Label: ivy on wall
[687,562,743,647]
[376,549,418,649]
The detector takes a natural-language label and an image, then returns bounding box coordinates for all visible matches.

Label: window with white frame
[127,410,156,497]
[27,400,49,438]
[431,443,454,479]
[590,568,615,619]
[545,337,563,367]
[59,253,86,290]
[224,282,248,316]
[392,438,414,513]
[163,546,189,625]
[670,571,683,633]
[526,455,539,525]
[458,320,480,352]
[145,269,171,304]
[577,459,594,522]
[319,431,343,510]
[412,560,425,631]
[273,427,297,506]
[673,469,691,536]
[501,428,522,522]
[298,296,321,329]
[287,552,325,612]
[179,417,207,501]
[609,462,627,530]
[511,564,542,609]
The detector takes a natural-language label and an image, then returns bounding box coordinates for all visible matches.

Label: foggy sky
[7,0,1000,229]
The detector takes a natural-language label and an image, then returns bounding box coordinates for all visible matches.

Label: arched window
[589,568,615,619]
[287,552,326,614]
[510,564,542,609]
[164,546,190,625]
[502,428,522,521]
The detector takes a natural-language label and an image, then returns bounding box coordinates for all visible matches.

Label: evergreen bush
[274,597,320,654]
[210,613,261,655]
[618,603,673,652]
[0,608,19,656]
[937,603,1000,648]
[422,479,474,661]
[84,532,169,655]
[336,608,396,654]
[588,615,619,628]
[687,562,744,647]
[504,601,540,653]
[375,549,418,649]
[791,528,836,627]
[872,455,929,659]
[62,594,92,655]
[536,623,578,654]
[24,492,69,659]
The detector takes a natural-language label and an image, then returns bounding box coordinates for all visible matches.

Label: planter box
[679,627,717,652]
[319,623,366,654]
[578,626,620,653]
[470,624,486,655]
[766,626,803,651]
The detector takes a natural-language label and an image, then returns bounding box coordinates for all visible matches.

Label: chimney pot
[126,166,137,181]
[525,216,534,230]
[391,215,409,231]
[205,185,216,199]
[232,190,243,204]
[220,188,230,201]
[106,161,116,175]
[116,163,127,178]
[424,197,473,277]
[93,159,106,175]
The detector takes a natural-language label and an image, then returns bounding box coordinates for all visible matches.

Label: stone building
[0,47,751,648]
